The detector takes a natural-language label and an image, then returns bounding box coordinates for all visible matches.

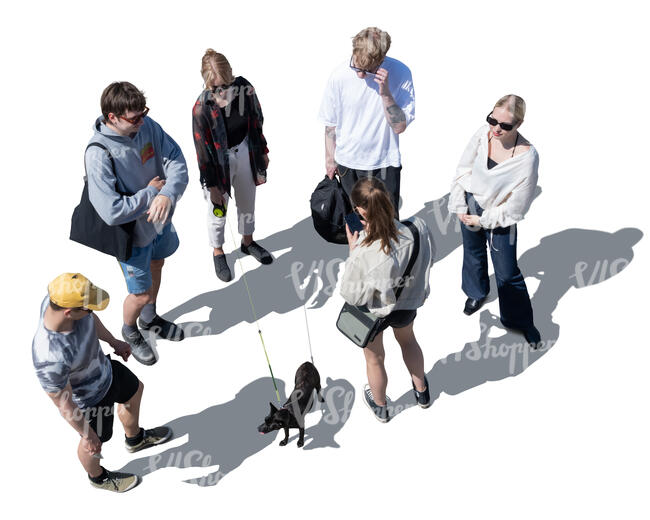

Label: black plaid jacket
[192,76,268,195]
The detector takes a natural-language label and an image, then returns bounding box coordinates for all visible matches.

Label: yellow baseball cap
[47,273,110,311]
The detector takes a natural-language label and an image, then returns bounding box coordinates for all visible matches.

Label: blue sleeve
[393,67,415,127]
[86,147,159,226]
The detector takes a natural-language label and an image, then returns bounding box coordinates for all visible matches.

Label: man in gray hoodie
[86,81,188,365]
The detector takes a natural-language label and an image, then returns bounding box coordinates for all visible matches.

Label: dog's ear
[269,402,278,414]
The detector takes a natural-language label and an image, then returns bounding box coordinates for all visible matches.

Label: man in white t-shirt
[318,27,415,218]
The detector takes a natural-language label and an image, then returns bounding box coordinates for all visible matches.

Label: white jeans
[204,137,256,248]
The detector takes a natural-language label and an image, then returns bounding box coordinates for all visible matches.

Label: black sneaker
[125,426,173,453]
[89,469,140,493]
[213,253,233,282]
[412,375,431,409]
[363,384,390,423]
[138,315,184,342]
[122,329,157,366]
[241,241,273,265]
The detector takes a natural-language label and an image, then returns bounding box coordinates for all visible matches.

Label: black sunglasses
[486,112,516,131]
[349,56,379,75]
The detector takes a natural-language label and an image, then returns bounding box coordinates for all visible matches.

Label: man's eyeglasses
[349,56,379,75]
[486,112,516,131]
[119,107,149,125]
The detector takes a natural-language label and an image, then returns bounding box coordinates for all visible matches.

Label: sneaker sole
[131,351,158,366]
[91,474,141,493]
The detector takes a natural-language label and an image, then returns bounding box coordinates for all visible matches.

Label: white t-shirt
[318,56,415,170]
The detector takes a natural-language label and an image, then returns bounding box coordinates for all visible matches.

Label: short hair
[494,94,526,123]
[352,27,391,71]
[201,49,234,88]
[100,82,146,121]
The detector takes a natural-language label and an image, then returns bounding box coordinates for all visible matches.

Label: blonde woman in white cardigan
[340,177,434,422]
[448,94,541,348]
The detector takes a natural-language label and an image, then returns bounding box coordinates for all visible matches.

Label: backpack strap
[394,220,420,302]
[84,142,129,196]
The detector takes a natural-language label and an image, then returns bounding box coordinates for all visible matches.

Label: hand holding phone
[345,212,364,234]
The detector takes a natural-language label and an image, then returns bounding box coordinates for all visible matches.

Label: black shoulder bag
[69,143,135,262]
[336,220,420,347]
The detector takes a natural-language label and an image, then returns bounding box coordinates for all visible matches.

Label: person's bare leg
[393,322,426,392]
[242,234,253,247]
[363,332,388,405]
[123,292,150,326]
[149,259,164,304]
[78,439,102,477]
[213,247,224,256]
[117,381,143,437]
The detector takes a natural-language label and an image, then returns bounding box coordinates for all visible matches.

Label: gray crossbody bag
[336,220,420,348]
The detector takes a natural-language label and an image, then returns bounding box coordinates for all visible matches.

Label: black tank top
[487,133,519,169]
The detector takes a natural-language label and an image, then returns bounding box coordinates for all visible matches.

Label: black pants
[337,164,402,219]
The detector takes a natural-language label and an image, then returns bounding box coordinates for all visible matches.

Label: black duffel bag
[310,174,352,244]
[69,143,135,262]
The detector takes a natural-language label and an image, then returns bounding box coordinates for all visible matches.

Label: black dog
[257,362,324,447]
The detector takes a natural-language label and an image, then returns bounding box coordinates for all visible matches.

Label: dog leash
[226,216,281,404]
[303,304,315,365]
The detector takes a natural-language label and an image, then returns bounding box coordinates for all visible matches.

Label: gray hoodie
[85,116,188,247]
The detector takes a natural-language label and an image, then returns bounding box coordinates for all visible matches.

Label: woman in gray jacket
[340,178,434,422]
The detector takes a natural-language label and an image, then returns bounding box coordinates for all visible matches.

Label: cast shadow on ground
[388,227,644,417]
[160,189,540,339]
[120,376,354,486]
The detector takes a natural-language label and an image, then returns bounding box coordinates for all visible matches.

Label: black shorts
[83,358,140,442]
[377,309,417,333]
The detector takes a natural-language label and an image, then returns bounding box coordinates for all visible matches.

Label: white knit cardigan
[448,125,539,229]
[339,217,434,317]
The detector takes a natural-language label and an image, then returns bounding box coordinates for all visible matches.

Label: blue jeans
[118,223,179,294]
[461,193,534,331]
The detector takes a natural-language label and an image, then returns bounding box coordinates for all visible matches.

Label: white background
[2,0,648,518]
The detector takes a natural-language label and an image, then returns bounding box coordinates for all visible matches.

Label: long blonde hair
[201,49,234,88]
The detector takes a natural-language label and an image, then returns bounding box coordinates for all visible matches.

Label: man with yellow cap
[32,273,173,493]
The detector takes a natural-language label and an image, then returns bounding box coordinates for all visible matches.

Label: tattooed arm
[374,68,407,134]
[325,126,337,179]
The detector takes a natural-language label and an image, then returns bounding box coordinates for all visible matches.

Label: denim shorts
[118,223,179,294]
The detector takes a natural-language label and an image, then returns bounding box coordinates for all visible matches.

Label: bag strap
[394,220,420,302]
[84,142,128,196]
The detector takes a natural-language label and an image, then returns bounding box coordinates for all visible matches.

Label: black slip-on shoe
[241,241,273,265]
[213,253,233,282]
[464,297,486,316]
